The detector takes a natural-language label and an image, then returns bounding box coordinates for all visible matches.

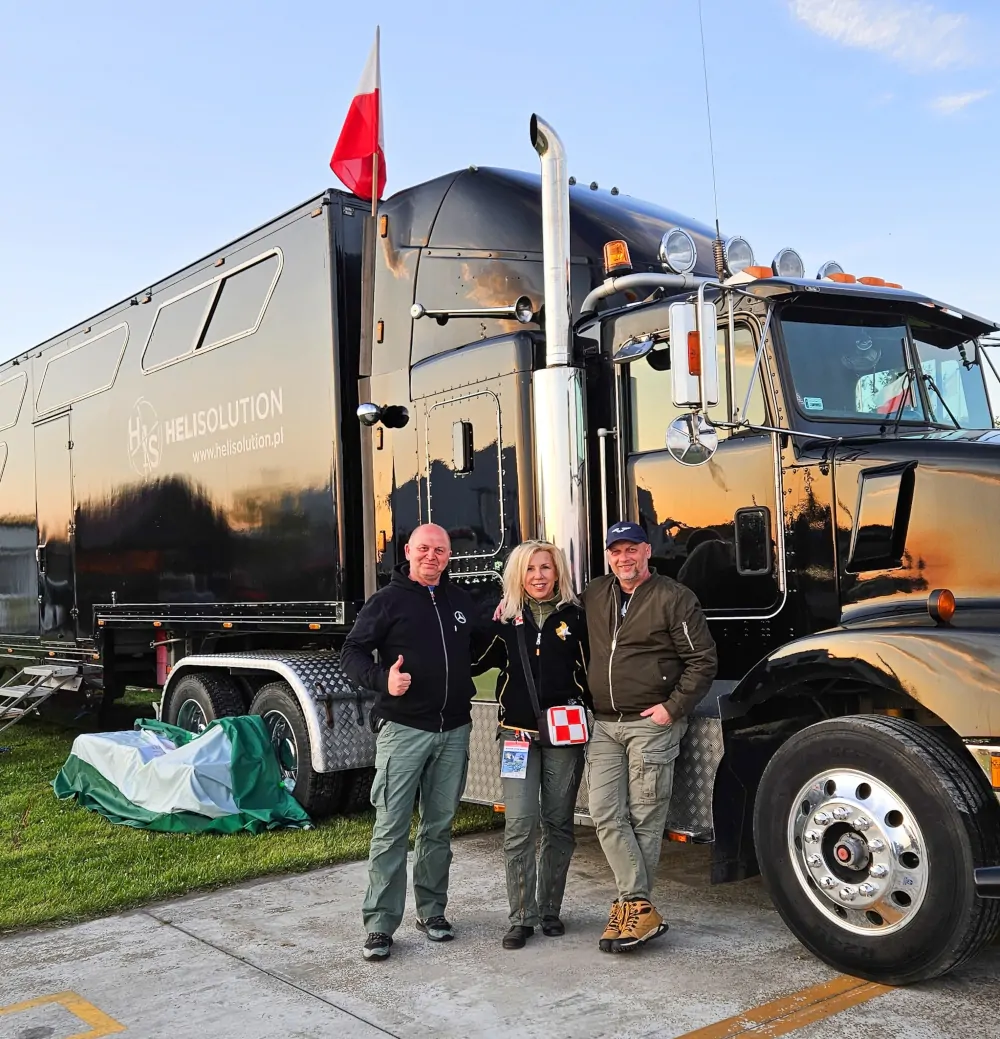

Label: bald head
[405,524,451,586]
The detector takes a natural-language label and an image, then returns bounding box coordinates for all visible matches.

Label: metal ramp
[0,665,81,735]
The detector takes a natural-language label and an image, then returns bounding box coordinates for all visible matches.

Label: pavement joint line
[141,910,402,1038]
[0,989,126,1037]
[674,975,893,1039]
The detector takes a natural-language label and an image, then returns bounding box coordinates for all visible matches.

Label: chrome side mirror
[356,402,409,429]
[666,413,718,467]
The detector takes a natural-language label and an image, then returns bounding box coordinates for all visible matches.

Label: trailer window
[199,253,281,350]
[142,249,282,372]
[142,283,215,371]
[0,372,28,431]
[35,323,129,415]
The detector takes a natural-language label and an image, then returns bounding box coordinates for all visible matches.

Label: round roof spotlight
[817,260,845,281]
[660,228,698,275]
[772,248,805,279]
[724,236,754,275]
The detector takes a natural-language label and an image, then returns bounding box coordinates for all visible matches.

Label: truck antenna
[698,0,725,279]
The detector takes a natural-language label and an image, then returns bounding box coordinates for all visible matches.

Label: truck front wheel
[754,714,1000,985]
[249,681,343,818]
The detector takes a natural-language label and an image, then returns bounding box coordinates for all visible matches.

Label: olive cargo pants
[500,741,584,927]
[585,716,688,902]
[362,720,471,936]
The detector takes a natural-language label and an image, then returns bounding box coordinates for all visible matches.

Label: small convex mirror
[666,413,718,467]
[668,301,719,408]
[734,506,772,574]
[452,420,474,474]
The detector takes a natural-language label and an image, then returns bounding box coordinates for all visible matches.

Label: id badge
[500,739,530,780]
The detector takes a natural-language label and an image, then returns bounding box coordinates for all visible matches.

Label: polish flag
[330,28,386,204]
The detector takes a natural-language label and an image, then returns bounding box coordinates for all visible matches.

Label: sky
[1,0,999,362]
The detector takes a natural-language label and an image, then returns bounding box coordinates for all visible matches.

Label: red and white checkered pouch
[544,704,590,746]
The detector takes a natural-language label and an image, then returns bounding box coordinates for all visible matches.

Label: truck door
[34,414,77,639]
[622,321,783,632]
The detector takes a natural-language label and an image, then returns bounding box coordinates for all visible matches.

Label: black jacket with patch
[340,564,490,733]
[472,602,590,733]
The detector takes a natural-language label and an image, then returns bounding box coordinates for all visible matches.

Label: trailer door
[34,414,77,639]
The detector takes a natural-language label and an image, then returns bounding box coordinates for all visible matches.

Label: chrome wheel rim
[176,698,209,734]
[262,709,298,789]
[789,768,928,936]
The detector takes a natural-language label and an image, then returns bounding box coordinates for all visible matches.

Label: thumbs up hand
[387,655,411,696]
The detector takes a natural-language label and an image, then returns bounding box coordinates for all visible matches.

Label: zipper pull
[536,631,541,657]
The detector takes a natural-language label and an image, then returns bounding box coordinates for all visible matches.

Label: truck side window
[629,324,765,452]
[36,323,129,415]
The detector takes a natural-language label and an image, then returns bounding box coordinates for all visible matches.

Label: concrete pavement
[1,829,998,1038]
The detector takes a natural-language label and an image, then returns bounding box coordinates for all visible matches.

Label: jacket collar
[391,561,451,592]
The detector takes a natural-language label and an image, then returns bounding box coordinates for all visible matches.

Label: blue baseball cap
[605,521,649,549]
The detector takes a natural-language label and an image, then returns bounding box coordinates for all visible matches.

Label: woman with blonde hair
[474,540,590,949]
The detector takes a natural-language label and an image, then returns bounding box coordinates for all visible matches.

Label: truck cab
[360,118,1000,985]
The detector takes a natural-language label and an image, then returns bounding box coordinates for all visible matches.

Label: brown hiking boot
[613,899,668,951]
[598,900,624,953]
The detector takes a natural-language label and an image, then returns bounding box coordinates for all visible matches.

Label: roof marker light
[928,588,956,625]
[828,272,857,284]
[743,266,774,280]
[859,276,886,287]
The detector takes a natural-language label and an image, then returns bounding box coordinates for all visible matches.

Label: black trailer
[3,115,1000,985]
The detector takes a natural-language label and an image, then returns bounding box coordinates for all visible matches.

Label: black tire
[165,672,244,732]
[339,767,376,815]
[754,715,1000,985]
[249,681,343,818]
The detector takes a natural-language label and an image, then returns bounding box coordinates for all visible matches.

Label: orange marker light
[309,623,321,630]
[828,272,857,283]
[928,588,956,625]
[603,239,632,275]
[223,621,233,629]
[859,276,886,286]
[744,265,774,279]
[885,282,903,289]
[687,331,702,376]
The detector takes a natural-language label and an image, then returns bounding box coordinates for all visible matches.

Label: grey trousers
[585,716,688,902]
[362,720,471,936]
[500,741,584,927]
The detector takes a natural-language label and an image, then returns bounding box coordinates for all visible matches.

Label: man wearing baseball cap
[581,521,717,953]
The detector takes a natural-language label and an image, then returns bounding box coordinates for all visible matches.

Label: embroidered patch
[555,621,570,641]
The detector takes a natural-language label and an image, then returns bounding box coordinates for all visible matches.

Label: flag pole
[371,25,380,218]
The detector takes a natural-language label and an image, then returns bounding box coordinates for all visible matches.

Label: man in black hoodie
[340,523,489,962]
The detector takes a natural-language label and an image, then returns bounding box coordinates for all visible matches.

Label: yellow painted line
[678,975,892,1039]
[0,990,126,1037]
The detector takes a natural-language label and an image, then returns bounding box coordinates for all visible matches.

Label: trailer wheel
[754,714,1000,985]
[250,681,343,818]
[339,768,376,815]
[166,672,244,733]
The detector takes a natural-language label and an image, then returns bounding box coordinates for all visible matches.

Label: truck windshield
[780,308,993,429]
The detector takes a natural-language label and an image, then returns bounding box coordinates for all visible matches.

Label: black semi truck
[3,114,1000,984]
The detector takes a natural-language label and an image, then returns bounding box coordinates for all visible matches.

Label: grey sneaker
[415,915,455,942]
[362,932,393,961]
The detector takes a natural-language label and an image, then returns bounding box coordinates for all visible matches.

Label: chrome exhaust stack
[529,114,590,592]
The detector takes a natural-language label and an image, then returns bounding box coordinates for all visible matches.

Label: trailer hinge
[67,440,74,449]
[70,606,79,619]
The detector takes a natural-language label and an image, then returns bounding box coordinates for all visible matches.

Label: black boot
[502,925,534,949]
[541,916,565,937]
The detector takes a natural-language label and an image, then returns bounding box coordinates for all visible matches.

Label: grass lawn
[0,689,501,934]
